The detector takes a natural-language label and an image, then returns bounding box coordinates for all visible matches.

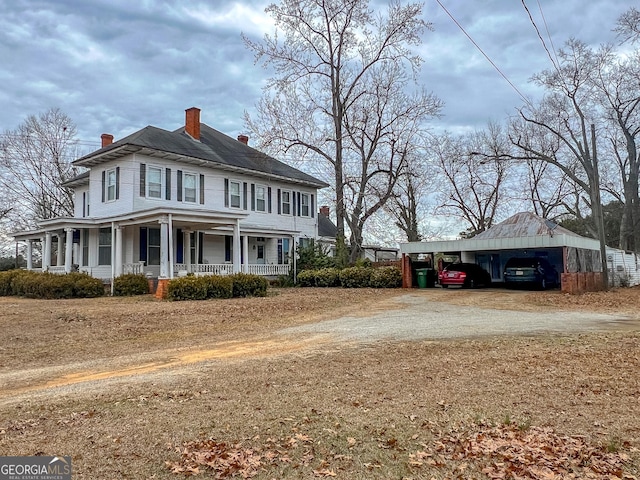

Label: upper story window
[300,193,310,217]
[281,190,292,215]
[183,172,197,203]
[106,169,117,201]
[256,185,267,212]
[229,180,241,208]
[147,166,163,199]
[102,167,119,203]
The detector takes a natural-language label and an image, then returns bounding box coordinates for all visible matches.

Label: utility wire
[435,0,533,108]
[521,0,560,72]
[536,0,561,70]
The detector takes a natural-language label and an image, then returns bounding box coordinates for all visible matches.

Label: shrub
[113,273,149,296]
[369,266,402,288]
[339,266,372,288]
[204,275,234,299]
[315,267,341,287]
[167,276,209,301]
[68,272,105,298]
[0,269,24,296]
[6,271,104,299]
[296,270,317,287]
[231,273,268,297]
[274,274,295,288]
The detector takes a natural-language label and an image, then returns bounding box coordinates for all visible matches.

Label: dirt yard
[0,287,639,479]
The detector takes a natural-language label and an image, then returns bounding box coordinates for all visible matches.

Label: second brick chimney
[237,134,249,145]
[101,133,114,148]
[320,205,330,217]
[185,107,201,140]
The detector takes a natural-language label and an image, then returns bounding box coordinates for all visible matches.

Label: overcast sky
[0,0,634,151]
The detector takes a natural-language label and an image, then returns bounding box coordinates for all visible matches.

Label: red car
[438,263,492,288]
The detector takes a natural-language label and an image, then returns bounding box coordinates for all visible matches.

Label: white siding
[607,248,640,287]
[77,152,319,239]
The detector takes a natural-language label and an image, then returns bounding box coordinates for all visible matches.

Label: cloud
[0,0,635,148]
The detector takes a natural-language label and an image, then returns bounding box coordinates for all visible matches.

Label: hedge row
[297,266,401,288]
[167,273,268,301]
[113,273,149,296]
[0,270,105,299]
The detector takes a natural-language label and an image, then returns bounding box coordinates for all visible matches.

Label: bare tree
[434,128,510,238]
[615,6,640,44]
[0,108,80,230]
[244,0,440,262]
[509,39,609,286]
[591,45,640,251]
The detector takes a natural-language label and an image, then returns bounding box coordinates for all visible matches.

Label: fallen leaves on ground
[166,434,315,478]
[410,421,636,479]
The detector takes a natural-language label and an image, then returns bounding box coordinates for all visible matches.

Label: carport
[400,212,605,292]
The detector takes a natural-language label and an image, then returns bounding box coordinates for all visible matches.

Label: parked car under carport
[503,257,559,290]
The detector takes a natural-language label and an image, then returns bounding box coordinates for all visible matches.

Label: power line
[521,0,560,72]
[435,0,533,108]
[535,0,561,69]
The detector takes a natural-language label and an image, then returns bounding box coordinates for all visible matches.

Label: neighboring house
[315,206,398,261]
[316,206,338,256]
[13,107,329,282]
[400,212,640,290]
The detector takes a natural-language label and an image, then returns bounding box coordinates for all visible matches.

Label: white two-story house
[13,107,329,283]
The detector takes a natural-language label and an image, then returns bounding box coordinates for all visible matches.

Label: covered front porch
[13,207,296,282]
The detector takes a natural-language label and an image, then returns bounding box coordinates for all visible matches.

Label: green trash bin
[416,268,428,288]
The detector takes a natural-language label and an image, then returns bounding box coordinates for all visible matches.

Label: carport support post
[402,253,413,288]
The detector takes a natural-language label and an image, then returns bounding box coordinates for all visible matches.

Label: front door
[257,245,265,264]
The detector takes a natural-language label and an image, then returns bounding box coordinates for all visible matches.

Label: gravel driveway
[281,292,633,342]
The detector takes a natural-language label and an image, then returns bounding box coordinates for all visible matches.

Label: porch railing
[173,263,291,277]
[123,262,145,275]
[47,266,66,274]
[246,264,291,276]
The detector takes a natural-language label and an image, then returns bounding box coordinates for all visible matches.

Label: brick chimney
[237,134,249,145]
[185,107,201,140]
[101,133,114,148]
[320,205,330,217]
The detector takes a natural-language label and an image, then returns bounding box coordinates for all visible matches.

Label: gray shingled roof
[318,213,338,238]
[72,123,328,188]
[474,212,581,239]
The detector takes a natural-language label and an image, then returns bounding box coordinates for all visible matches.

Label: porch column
[43,232,52,271]
[72,241,79,269]
[26,240,33,270]
[233,219,241,274]
[168,214,174,279]
[64,228,74,273]
[184,230,192,273]
[159,217,169,278]
[114,225,123,277]
[56,234,64,267]
[242,235,249,273]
